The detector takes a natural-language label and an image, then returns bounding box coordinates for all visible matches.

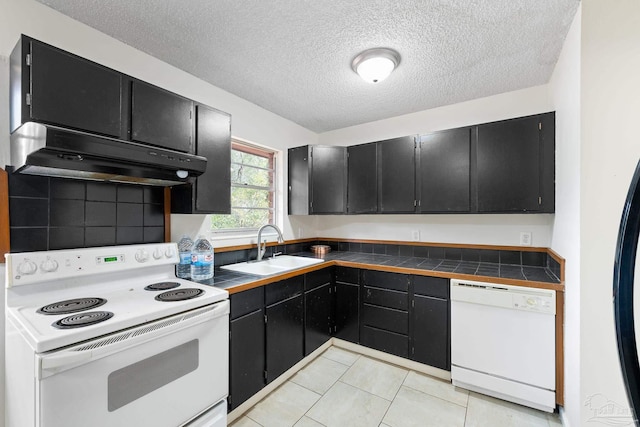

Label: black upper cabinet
[11,36,123,137]
[131,81,193,153]
[476,113,555,213]
[347,143,377,214]
[418,128,471,213]
[171,105,231,214]
[377,136,416,213]
[288,145,347,214]
[288,146,309,215]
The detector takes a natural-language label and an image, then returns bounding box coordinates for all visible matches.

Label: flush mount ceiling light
[351,48,401,84]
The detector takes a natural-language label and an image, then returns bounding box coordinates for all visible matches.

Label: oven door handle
[40,350,94,371]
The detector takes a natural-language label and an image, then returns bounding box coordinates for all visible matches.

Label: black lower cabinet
[360,270,410,358]
[411,276,450,370]
[266,276,304,383]
[335,267,360,343]
[304,283,332,355]
[228,267,451,413]
[304,269,333,355]
[229,309,265,410]
[229,287,265,411]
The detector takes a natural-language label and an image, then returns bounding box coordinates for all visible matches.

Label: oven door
[36,301,229,427]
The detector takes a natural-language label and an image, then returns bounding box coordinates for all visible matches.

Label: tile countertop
[194,251,563,294]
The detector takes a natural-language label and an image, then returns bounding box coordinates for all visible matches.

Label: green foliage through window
[211,142,275,230]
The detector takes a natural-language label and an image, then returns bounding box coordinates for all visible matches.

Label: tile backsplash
[8,172,164,252]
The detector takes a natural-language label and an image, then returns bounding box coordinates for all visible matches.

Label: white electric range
[5,243,229,427]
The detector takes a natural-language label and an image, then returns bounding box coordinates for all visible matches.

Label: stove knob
[40,258,59,273]
[153,247,163,260]
[165,246,175,258]
[17,260,37,275]
[135,249,149,263]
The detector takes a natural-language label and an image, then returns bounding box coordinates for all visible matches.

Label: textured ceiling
[36,0,579,133]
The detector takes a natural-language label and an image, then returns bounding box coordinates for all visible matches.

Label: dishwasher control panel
[451,279,556,315]
[512,294,554,313]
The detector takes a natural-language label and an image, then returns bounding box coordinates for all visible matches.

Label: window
[210,141,276,231]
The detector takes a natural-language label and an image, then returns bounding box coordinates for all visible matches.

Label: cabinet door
[476,115,543,212]
[170,105,231,214]
[266,295,304,383]
[335,281,359,343]
[29,40,123,138]
[412,295,449,370]
[230,309,265,410]
[195,105,231,213]
[288,146,310,215]
[360,270,410,358]
[305,283,332,355]
[311,146,347,214]
[418,128,471,212]
[131,81,193,153]
[377,136,416,213]
[361,326,409,358]
[347,143,377,213]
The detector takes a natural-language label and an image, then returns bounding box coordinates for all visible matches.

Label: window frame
[210,139,278,236]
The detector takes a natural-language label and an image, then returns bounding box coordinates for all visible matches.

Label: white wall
[0,0,320,249]
[549,5,581,426]
[315,85,556,247]
[579,1,640,425]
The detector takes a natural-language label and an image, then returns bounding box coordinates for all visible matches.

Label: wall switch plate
[520,232,532,246]
[411,230,420,241]
[298,228,304,238]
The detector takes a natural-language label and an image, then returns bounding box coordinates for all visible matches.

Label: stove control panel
[6,243,181,287]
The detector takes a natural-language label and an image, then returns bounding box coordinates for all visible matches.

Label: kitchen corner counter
[196,250,563,294]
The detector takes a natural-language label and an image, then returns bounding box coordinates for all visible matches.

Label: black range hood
[10,122,207,186]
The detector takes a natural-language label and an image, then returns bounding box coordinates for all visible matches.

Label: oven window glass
[108,339,199,411]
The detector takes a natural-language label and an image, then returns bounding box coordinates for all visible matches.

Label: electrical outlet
[298,227,304,238]
[411,230,420,241]
[520,232,532,246]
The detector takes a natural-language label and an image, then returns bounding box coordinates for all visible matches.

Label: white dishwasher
[450,279,556,412]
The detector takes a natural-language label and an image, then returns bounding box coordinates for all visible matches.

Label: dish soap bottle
[176,235,194,279]
[190,235,214,280]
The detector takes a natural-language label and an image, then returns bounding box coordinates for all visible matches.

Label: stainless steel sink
[220,255,324,276]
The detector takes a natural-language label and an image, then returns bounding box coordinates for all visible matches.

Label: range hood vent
[10,122,207,186]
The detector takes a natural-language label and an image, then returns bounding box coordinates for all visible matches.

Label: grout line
[400,379,469,409]
[378,370,410,424]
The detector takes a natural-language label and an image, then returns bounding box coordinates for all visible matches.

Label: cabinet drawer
[362,270,409,292]
[362,286,408,311]
[266,276,304,306]
[305,268,332,291]
[335,266,359,285]
[230,286,264,320]
[413,276,449,299]
[362,304,408,335]
[361,325,409,358]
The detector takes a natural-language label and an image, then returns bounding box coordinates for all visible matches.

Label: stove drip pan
[37,297,107,315]
[155,288,204,302]
[53,311,114,329]
[144,282,181,291]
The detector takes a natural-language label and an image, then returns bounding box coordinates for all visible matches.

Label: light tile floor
[231,346,563,427]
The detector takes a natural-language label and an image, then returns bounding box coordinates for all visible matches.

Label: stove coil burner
[144,282,181,291]
[52,311,114,329]
[37,297,107,315]
[155,288,204,302]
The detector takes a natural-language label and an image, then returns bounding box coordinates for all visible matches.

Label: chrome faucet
[256,224,284,261]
